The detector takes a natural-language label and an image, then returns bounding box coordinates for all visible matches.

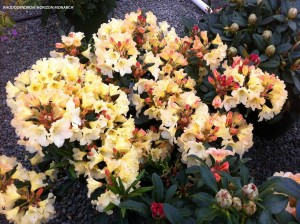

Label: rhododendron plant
[3,10,298,224]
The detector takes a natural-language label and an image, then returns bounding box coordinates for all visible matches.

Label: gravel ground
[0,0,299,223]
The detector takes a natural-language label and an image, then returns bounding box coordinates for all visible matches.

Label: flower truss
[0,155,55,224]
[4,10,297,224]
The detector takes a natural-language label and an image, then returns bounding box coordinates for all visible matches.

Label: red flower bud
[151,202,165,219]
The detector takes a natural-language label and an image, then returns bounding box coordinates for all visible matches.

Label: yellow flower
[49,118,72,147]
[0,155,17,175]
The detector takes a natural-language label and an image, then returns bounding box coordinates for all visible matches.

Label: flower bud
[230,23,239,33]
[228,47,238,57]
[243,201,257,216]
[232,197,242,211]
[242,183,259,200]
[262,30,272,41]
[248,14,257,25]
[265,45,275,56]
[288,8,298,19]
[216,189,232,208]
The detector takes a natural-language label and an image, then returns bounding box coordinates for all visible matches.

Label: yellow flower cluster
[132,74,253,166]
[0,155,55,224]
[6,56,130,156]
[93,10,227,80]
[210,56,288,121]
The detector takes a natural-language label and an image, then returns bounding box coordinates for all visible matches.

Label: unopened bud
[216,189,232,208]
[288,8,298,19]
[242,183,259,200]
[265,45,275,56]
[248,14,257,25]
[232,197,242,211]
[243,201,257,216]
[228,47,237,57]
[262,30,272,41]
[230,23,239,33]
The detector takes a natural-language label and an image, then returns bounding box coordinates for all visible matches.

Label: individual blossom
[92,190,121,215]
[206,147,234,163]
[216,189,232,208]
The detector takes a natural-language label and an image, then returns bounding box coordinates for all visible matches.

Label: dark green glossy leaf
[119,200,149,217]
[258,210,272,224]
[199,165,218,193]
[259,59,280,68]
[253,34,266,51]
[262,194,289,214]
[103,202,116,213]
[163,203,184,224]
[277,43,292,54]
[275,177,300,199]
[273,15,286,22]
[165,185,177,203]
[152,173,164,202]
[292,72,300,92]
[192,192,215,203]
[197,207,218,222]
[275,210,296,224]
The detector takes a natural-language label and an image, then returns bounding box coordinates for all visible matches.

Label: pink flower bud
[242,183,259,200]
[216,189,232,208]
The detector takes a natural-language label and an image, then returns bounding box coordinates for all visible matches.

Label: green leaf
[259,59,280,69]
[163,203,184,224]
[49,160,69,169]
[125,170,145,194]
[262,194,289,214]
[227,214,239,224]
[192,192,215,203]
[203,91,216,102]
[275,177,300,199]
[288,20,297,31]
[119,200,149,217]
[259,210,272,224]
[199,165,218,193]
[275,210,296,224]
[103,202,116,213]
[240,165,249,186]
[296,200,300,222]
[152,173,164,202]
[182,17,197,32]
[165,185,177,203]
[197,207,218,222]
[273,15,286,22]
[277,43,292,54]
[186,166,201,174]
[107,185,121,194]
[67,165,77,180]
[130,186,154,194]
[118,177,125,194]
[253,34,267,51]
[220,172,242,190]
[292,73,300,92]
[258,177,281,198]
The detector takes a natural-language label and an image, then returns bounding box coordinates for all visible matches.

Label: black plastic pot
[246,111,298,138]
[66,12,108,39]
